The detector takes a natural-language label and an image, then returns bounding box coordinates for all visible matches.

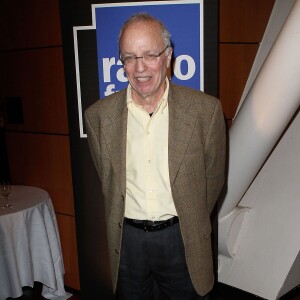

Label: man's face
[120,20,172,103]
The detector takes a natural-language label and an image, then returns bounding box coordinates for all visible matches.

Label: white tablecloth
[0,185,72,300]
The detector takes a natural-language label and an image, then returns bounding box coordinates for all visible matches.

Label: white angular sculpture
[218,0,300,299]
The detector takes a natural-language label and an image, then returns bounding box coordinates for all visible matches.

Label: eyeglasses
[120,45,170,66]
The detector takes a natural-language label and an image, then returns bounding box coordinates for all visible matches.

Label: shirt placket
[144,115,155,220]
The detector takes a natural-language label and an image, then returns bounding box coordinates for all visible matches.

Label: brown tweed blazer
[84,82,226,296]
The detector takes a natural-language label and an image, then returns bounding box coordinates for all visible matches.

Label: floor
[6,282,300,300]
[217,283,300,300]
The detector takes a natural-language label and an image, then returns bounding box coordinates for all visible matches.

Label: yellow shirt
[125,79,178,221]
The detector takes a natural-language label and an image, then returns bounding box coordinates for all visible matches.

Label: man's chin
[134,89,154,100]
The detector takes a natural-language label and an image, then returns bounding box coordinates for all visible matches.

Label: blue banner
[94,1,203,99]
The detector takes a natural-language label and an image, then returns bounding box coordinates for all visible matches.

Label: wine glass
[0,181,13,208]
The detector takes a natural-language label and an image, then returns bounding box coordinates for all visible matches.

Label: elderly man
[85,13,226,300]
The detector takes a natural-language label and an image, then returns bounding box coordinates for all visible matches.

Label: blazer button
[121,195,125,202]
[115,249,119,254]
[118,222,122,228]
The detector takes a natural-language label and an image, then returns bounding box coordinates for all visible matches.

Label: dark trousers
[116,222,208,300]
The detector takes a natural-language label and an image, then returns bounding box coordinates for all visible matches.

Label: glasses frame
[120,45,170,66]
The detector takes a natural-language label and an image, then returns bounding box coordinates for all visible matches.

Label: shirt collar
[126,77,169,111]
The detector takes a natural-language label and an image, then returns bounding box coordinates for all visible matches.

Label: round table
[0,185,71,300]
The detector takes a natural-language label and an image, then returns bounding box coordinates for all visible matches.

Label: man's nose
[135,57,147,71]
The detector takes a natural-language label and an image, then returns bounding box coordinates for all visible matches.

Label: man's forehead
[121,22,163,48]
[124,20,160,33]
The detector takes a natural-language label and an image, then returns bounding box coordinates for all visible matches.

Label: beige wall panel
[220,0,275,42]
[219,44,258,119]
[6,132,74,216]
[0,0,61,50]
[0,48,68,134]
[56,213,80,291]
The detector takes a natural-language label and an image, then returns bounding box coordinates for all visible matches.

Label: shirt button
[148,160,151,163]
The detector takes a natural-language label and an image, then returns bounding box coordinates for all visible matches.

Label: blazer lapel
[168,84,198,185]
[102,92,127,196]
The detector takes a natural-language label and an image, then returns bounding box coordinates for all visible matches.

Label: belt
[124,216,179,232]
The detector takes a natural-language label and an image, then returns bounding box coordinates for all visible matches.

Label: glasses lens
[121,46,169,66]
[124,57,135,65]
[144,54,158,63]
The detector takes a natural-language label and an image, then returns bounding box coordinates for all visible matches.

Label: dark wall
[0,0,80,289]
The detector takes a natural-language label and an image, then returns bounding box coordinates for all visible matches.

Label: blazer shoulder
[85,89,127,118]
[170,83,220,109]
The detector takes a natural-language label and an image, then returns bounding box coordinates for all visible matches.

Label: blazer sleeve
[205,100,226,214]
